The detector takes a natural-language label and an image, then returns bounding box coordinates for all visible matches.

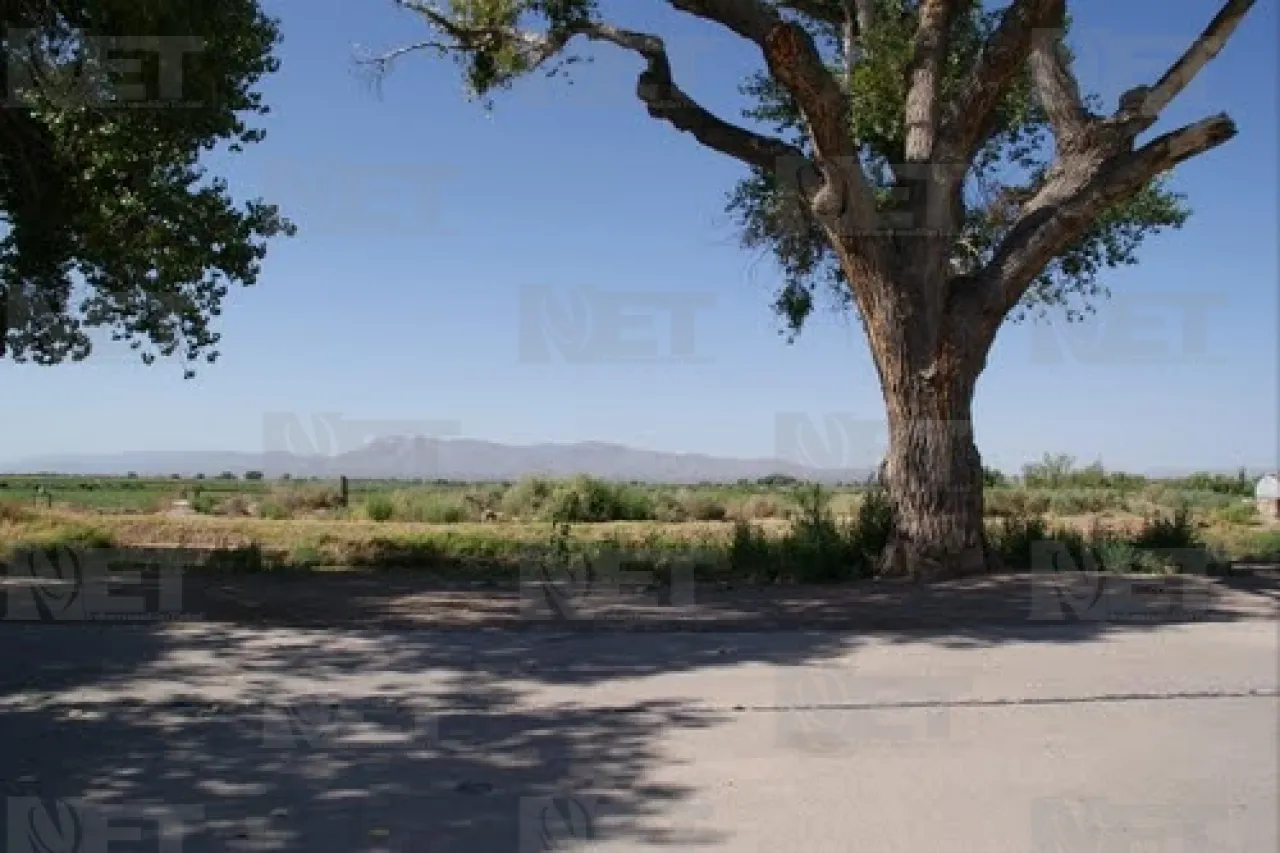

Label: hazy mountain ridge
[4,438,1269,483]
[3,437,873,484]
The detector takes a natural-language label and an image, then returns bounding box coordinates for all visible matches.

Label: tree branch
[584,24,808,172]
[668,0,882,258]
[668,0,845,158]
[939,0,1062,163]
[1027,25,1090,149]
[904,0,962,162]
[983,114,1236,312]
[372,5,807,175]
[1133,0,1256,128]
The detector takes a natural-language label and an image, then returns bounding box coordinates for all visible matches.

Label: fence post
[339,475,349,508]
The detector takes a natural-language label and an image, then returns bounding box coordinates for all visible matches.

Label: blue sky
[3,0,1276,474]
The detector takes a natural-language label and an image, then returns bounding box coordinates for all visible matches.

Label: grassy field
[2,459,1276,580]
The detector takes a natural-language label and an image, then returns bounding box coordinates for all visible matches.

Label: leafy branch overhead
[0,0,295,373]
[373,0,1250,341]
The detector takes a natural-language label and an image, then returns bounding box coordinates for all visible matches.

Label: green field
[1,457,1276,579]
[0,458,1262,523]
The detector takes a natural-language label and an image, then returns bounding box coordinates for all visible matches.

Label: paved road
[1,617,1276,852]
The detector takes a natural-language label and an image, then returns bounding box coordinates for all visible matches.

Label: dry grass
[2,505,1275,570]
[0,509,774,567]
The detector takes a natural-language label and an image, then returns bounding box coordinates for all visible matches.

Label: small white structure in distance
[1255,473,1280,521]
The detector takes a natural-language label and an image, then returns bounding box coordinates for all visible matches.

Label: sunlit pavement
[1,614,1276,851]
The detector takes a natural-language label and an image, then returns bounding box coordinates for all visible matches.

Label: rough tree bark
[383,0,1256,580]
[865,271,996,579]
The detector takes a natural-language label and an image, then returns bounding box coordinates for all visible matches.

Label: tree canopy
[370,0,1221,342]
[1,0,293,374]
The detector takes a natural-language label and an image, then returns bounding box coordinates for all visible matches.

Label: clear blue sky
[3,0,1276,474]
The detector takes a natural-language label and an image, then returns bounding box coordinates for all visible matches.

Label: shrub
[735,494,783,520]
[1089,537,1142,573]
[365,494,394,522]
[0,501,32,523]
[1046,489,1126,515]
[680,492,727,522]
[269,483,344,513]
[728,520,776,579]
[501,476,555,519]
[287,543,327,567]
[990,510,1051,569]
[1177,470,1253,497]
[258,501,291,520]
[16,523,117,550]
[779,485,866,582]
[985,489,1051,518]
[244,470,265,481]
[1235,530,1280,562]
[545,476,653,523]
[650,493,690,522]
[217,495,253,517]
[1133,506,1201,551]
[726,485,886,583]
[1216,502,1258,525]
[852,488,894,560]
[390,492,469,523]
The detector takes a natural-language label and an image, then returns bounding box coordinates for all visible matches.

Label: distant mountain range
[4,439,1269,483]
[1,437,874,484]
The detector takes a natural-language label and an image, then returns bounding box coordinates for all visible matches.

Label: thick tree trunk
[858,271,1000,582]
[877,380,993,580]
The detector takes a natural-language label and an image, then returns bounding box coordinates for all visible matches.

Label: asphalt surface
[1,609,1276,852]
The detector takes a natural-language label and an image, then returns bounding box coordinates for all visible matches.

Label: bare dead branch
[1027,25,1090,148]
[939,0,1062,162]
[374,4,807,175]
[983,114,1237,312]
[1134,0,1256,126]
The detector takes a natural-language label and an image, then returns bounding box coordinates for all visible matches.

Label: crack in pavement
[5,688,1277,717]
[726,687,1280,713]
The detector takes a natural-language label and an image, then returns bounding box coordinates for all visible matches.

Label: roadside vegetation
[1,455,1276,580]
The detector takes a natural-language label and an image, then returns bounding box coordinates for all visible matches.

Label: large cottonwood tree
[373,0,1255,578]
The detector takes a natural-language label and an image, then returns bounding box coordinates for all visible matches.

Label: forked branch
[986,114,1236,312]
[1027,25,1089,149]
[981,0,1255,320]
[939,0,1062,162]
[668,0,881,245]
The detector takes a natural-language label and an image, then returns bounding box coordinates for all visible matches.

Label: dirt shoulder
[168,569,1280,632]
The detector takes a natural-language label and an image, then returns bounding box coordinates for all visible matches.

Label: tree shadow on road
[0,563,1275,851]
